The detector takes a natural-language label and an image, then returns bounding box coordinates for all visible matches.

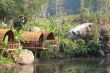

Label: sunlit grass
[0,57,13,64]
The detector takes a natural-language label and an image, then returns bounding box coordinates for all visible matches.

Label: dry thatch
[22,31,57,49]
[43,32,55,40]
[0,29,14,42]
[21,31,44,49]
[22,31,44,42]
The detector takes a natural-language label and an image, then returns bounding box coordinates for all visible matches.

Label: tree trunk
[56,0,62,51]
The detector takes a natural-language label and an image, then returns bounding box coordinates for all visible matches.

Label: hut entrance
[3,30,14,42]
[0,29,14,43]
[43,32,58,48]
[43,32,55,40]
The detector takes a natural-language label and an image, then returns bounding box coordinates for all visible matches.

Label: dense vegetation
[0,0,110,63]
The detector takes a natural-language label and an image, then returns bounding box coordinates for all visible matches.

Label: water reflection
[19,65,34,73]
[0,58,109,73]
[0,67,18,73]
[34,59,107,73]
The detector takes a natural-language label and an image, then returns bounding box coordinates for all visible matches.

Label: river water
[0,58,110,73]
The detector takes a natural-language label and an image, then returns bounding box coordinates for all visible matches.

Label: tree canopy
[0,0,48,22]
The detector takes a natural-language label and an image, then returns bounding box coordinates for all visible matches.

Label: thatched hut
[22,31,45,49]
[43,32,57,46]
[0,29,19,50]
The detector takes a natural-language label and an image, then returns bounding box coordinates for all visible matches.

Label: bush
[59,26,104,57]
[59,37,77,57]
[72,39,90,57]
[40,40,56,58]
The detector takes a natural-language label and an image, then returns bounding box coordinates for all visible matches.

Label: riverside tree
[0,0,48,28]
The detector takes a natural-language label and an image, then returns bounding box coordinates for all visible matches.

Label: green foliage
[59,24,104,57]
[0,0,48,22]
[0,0,108,60]
[59,37,76,57]
[80,0,110,24]
[73,39,90,57]
[0,57,13,64]
[44,40,54,55]
[86,27,104,56]
[12,28,24,43]
[0,36,11,61]
[13,45,23,61]
[22,16,105,58]
[41,40,56,58]
[1,36,8,48]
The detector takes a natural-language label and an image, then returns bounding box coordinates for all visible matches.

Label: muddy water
[0,58,109,73]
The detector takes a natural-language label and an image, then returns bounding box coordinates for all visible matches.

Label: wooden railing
[22,39,58,50]
[0,43,19,50]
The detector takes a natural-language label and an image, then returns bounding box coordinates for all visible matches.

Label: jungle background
[0,0,110,58]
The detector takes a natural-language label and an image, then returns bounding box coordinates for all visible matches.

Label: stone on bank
[18,50,34,65]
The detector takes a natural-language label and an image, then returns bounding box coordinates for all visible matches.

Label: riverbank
[0,62,18,68]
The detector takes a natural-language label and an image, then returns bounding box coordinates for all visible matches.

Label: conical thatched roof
[22,31,44,42]
[0,29,14,42]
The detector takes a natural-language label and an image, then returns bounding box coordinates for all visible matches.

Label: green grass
[0,57,13,64]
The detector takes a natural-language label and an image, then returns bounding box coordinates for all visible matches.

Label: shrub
[40,40,55,58]
[59,37,77,57]
[72,39,90,57]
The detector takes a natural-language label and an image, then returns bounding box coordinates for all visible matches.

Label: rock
[18,50,34,65]
[68,23,108,39]
[30,27,43,32]
[68,23,94,38]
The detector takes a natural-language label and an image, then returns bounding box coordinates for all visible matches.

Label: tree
[56,0,62,51]
[80,0,110,24]
[0,0,48,29]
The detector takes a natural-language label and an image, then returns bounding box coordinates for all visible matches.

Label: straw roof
[22,31,44,42]
[0,29,14,42]
[43,32,55,40]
